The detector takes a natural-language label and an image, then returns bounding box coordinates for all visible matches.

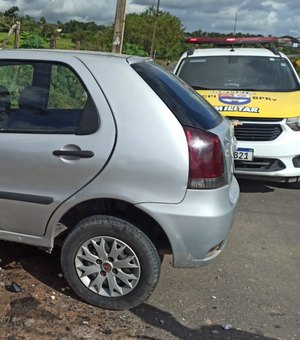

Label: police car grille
[228,116,283,122]
[234,123,282,141]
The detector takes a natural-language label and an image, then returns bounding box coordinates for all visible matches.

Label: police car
[174,37,300,187]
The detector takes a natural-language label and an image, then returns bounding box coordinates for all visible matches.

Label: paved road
[132,179,300,340]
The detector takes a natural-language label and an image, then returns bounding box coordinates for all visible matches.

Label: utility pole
[112,0,127,53]
[14,21,20,48]
[150,0,161,59]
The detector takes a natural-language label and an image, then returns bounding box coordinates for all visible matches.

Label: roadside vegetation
[0,5,299,65]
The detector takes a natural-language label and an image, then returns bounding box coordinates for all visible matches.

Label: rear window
[131,61,222,130]
[177,56,300,92]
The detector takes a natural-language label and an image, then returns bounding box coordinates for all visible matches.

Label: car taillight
[184,126,227,189]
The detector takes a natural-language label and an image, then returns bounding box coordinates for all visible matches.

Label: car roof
[0,48,148,64]
[182,48,286,58]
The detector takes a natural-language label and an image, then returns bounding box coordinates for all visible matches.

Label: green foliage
[124,12,153,55]
[93,26,114,52]
[0,3,298,64]
[68,22,113,51]
[56,35,75,49]
[124,7,185,59]
[187,30,263,38]
[20,31,46,48]
[74,33,96,50]
[122,42,148,56]
[0,64,33,107]
[63,20,106,34]
[21,15,40,33]
[3,6,19,26]
[49,65,87,109]
[41,22,58,39]
[39,17,46,25]
[0,32,13,47]
[0,62,86,110]
[4,6,19,18]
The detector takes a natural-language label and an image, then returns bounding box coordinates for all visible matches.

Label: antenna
[231,12,238,51]
[233,12,238,36]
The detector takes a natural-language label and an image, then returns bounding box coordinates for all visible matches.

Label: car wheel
[61,215,161,310]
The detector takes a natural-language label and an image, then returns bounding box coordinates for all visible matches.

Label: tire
[61,215,161,310]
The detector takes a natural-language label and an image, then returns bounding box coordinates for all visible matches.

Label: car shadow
[237,178,291,193]
[0,240,77,299]
[131,303,276,340]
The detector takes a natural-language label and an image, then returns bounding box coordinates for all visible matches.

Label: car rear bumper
[136,176,240,268]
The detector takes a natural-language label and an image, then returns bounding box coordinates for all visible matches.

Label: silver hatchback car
[0,50,239,310]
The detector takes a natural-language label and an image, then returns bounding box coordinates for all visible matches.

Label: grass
[55,36,75,50]
[0,32,75,50]
[0,32,14,48]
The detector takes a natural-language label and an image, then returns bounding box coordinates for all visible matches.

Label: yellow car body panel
[198,90,300,119]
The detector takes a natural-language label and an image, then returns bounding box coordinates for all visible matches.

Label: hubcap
[75,236,141,297]
[102,262,112,272]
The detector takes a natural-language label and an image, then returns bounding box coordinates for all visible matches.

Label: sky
[0,0,299,37]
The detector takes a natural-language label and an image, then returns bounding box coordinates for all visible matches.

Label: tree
[39,16,46,26]
[21,15,40,33]
[41,22,58,39]
[0,6,186,56]
[94,26,114,52]
[124,7,185,60]
[0,6,20,48]
[4,6,19,20]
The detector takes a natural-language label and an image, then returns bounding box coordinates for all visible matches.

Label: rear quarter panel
[70,56,189,204]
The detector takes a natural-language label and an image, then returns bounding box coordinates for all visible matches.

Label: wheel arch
[55,198,172,256]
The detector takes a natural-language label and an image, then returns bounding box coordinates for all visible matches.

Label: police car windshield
[177,56,300,92]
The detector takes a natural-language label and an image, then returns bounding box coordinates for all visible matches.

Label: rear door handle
[53,150,94,158]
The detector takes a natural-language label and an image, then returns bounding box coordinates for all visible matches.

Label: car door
[0,55,116,237]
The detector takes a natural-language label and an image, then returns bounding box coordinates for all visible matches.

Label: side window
[0,64,33,112]
[0,61,94,134]
[49,65,87,109]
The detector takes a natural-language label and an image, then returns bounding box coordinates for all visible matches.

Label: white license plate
[233,148,254,161]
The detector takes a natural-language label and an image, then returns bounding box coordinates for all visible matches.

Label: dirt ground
[0,241,270,340]
[1,242,242,340]
[0,242,153,340]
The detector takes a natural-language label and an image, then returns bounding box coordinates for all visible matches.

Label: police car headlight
[286,117,300,131]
